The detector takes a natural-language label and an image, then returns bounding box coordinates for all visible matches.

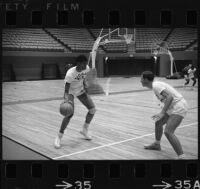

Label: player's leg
[164,114,185,159]
[144,113,169,150]
[184,75,190,86]
[55,94,74,148]
[191,77,196,87]
[77,92,96,140]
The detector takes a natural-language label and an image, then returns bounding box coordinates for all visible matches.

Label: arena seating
[47,28,94,52]
[2,28,197,53]
[135,28,170,53]
[3,28,65,52]
[166,28,197,51]
[186,41,198,51]
[90,28,109,39]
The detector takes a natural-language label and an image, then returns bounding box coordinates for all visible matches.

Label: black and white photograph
[2,27,198,160]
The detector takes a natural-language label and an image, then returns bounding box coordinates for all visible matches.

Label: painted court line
[3,85,190,105]
[53,122,197,160]
[3,97,63,105]
[105,78,111,96]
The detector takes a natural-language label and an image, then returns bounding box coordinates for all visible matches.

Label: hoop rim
[99,33,134,45]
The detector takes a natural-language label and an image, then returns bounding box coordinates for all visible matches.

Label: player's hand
[152,112,165,121]
[63,94,70,103]
[63,98,68,103]
[63,99,73,106]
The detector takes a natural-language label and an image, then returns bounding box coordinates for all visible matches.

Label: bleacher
[47,28,94,52]
[90,28,109,39]
[2,28,197,54]
[166,28,197,51]
[3,28,65,52]
[135,28,170,53]
[186,41,198,51]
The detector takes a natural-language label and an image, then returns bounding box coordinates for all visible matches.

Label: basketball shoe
[144,142,161,150]
[176,154,186,160]
[80,128,92,140]
[54,133,63,148]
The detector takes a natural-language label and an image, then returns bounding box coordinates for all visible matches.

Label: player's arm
[83,79,88,92]
[63,82,71,103]
[83,65,90,92]
[152,89,173,121]
[63,69,74,103]
[160,89,173,114]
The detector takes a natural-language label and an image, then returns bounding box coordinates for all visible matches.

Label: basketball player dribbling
[141,71,188,159]
[55,55,96,148]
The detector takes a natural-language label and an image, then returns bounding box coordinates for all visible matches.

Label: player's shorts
[167,98,188,118]
[77,92,95,110]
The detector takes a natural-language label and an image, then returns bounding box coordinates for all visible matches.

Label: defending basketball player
[141,71,188,159]
[55,55,96,148]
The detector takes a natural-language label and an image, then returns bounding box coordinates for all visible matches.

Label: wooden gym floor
[2,77,198,160]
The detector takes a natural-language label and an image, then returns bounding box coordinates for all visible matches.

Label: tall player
[141,71,188,159]
[55,55,96,148]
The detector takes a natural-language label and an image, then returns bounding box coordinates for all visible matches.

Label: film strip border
[0,0,199,27]
[2,161,200,188]
[1,0,200,188]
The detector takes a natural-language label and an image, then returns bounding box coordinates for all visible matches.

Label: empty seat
[2,28,65,52]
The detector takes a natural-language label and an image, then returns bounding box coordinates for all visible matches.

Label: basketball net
[123,34,134,44]
[151,41,177,76]
[90,28,135,67]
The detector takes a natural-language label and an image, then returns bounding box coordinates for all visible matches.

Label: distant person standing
[185,65,197,89]
[182,64,191,86]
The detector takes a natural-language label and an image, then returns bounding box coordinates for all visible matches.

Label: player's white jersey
[152,81,183,105]
[188,68,196,79]
[64,65,90,96]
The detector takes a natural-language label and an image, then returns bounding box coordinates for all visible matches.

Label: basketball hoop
[123,34,133,44]
[151,41,169,55]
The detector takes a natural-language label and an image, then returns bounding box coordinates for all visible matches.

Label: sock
[83,123,89,130]
[58,132,63,139]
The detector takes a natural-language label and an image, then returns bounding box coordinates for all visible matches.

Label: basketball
[59,102,73,117]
